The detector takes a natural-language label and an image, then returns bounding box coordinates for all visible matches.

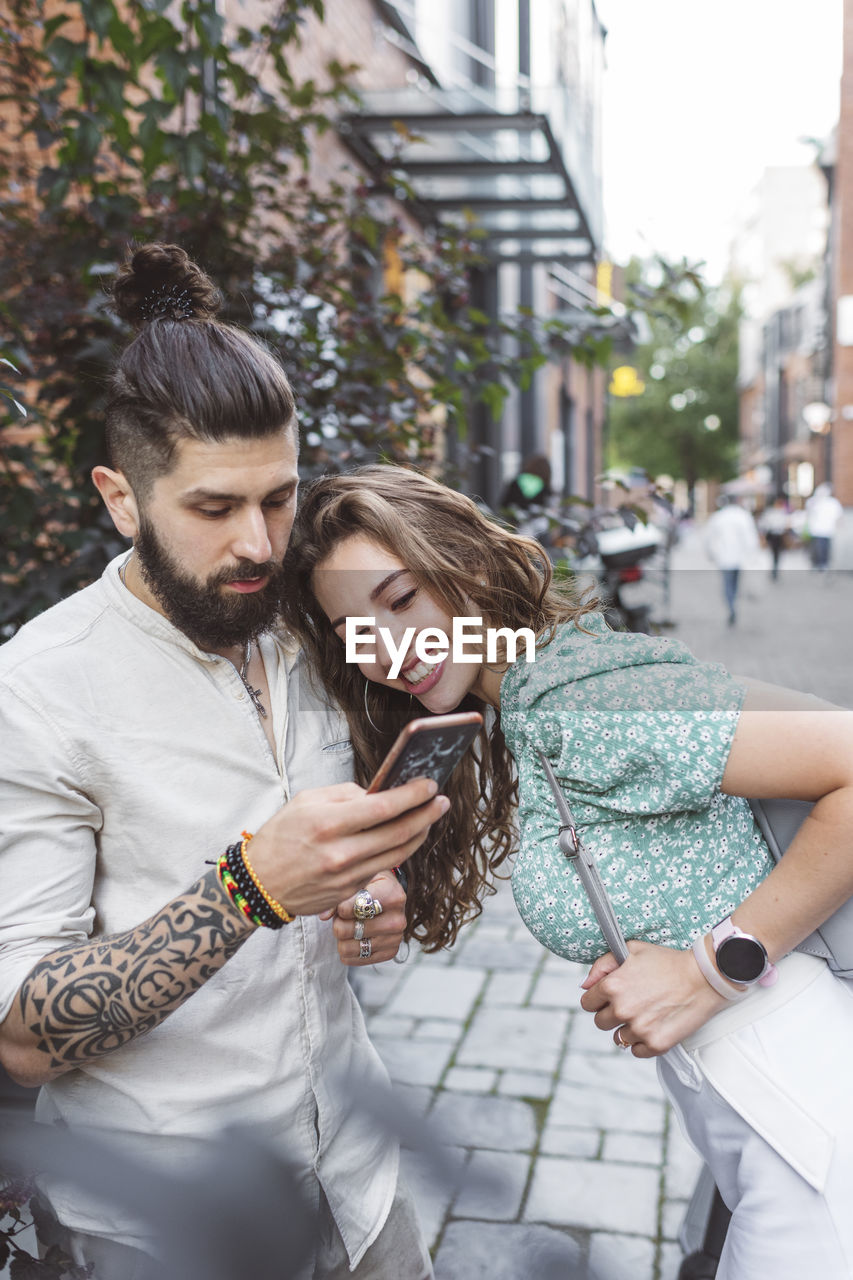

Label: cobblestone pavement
[356,528,853,1280]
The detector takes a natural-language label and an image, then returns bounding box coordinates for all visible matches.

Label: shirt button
[234,688,246,700]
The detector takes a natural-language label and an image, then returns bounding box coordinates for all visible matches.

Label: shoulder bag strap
[537,750,630,963]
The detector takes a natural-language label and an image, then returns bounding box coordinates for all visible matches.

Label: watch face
[716,935,767,983]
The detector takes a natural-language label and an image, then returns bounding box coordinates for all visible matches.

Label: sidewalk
[357,530,853,1280]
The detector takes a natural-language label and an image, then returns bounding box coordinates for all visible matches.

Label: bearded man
[0,244,441,1280]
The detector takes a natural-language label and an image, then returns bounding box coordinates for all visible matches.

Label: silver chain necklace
[240,640,268,719]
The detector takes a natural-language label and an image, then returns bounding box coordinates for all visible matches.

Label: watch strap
[712,918,779,988]
[691,935,750,1001]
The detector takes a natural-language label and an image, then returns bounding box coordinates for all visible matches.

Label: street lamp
[802,401,832,433]
[802,401,832,485]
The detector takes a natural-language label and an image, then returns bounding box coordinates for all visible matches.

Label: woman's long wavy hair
[281,465,596,951]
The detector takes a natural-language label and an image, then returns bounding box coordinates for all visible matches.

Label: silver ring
[354,921,365,941]
[353,891,376,920]
[372,898,383,916]
[614,1026,630,1051]
[359,938,372,959]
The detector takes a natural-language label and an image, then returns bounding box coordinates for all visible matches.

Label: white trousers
[658,957,853,1280]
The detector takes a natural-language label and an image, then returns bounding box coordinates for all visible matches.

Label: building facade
[323,0,609,506]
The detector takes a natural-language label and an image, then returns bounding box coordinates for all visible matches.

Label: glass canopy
[340,87,595,264]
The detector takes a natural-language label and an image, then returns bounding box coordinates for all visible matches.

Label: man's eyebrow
[180,481,296,504]
[329,569,410,630]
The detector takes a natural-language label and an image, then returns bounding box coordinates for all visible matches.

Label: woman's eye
[391,589,418,611]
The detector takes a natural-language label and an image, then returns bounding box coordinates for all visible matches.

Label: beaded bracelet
[216,853,267,929]
[214,832,296,930]
[224,843,283,929]
[239,831,295,925]
[218,841,287,931]
[222,849,273,924]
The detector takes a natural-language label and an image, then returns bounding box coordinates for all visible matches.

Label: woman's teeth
[404,660,438,687]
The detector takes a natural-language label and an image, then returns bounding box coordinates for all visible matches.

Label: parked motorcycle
[586,520,663,633]
[500,485,671,635]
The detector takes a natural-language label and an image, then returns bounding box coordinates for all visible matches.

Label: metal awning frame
[339,107,596,266]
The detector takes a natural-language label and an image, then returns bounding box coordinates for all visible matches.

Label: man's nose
[232,508,273,563]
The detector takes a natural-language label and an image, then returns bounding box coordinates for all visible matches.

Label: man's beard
[134,517,287,651]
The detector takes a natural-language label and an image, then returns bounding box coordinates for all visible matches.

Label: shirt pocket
[321,738,354,784]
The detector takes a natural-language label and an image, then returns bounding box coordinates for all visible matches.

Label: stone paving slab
[433,1221,584,1280]
[456,1005,569,1074]
[590,1232,657,1280]
[384,965,488,1021]
[524,1156,660,1236]
[429,1093,538,1152]
[451,1149,531,1220]
[547,1082,666,1134]
[370,1035,455,1088]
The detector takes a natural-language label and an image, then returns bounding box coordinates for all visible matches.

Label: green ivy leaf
[478,381,507,421]
[80,0,116,40]
[42,13,71,40]
[156,47,190,99]
[44,35,86,76]
[195,4,224,49]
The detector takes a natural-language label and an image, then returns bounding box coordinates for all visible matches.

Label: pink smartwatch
[711,917,778,988]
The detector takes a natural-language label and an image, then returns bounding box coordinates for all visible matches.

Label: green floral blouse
[500,614,775,963]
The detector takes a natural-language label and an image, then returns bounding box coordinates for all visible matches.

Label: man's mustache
[210,560,283,586]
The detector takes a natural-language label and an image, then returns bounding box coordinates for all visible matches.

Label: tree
[607,257,742,506]
[1,0,621,633]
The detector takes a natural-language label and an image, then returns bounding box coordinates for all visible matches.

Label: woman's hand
[328,868,408,967]
[579,940,728,1057]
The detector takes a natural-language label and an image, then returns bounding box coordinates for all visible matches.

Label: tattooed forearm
[15,868,253,1078]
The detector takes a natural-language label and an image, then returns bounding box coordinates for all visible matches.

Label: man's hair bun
[112,243,223,326]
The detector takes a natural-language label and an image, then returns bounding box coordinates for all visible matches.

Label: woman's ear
[92,465,141,539]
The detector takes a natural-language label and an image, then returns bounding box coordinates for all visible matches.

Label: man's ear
[92,465,141,539]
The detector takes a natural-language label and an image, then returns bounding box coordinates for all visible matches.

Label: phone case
[366,712,483,793]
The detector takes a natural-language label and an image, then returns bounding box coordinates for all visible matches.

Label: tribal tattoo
[17,868,253,1077]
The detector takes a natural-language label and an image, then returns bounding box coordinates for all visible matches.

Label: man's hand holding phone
[248,778,448,919]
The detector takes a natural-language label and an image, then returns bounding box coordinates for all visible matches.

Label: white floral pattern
[500,614,774,963]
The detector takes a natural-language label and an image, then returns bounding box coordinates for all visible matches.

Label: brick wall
[226,0,416,186]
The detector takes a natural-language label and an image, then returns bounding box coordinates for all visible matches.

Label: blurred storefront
[735,0,853,558]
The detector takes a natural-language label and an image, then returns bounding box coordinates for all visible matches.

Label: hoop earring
[363,678,381,732]
[363,678,413,731]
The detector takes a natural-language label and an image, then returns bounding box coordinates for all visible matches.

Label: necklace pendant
[239,640,267,718]
[244,681,268,719]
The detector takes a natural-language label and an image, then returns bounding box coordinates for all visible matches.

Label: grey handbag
[749,798,853,979]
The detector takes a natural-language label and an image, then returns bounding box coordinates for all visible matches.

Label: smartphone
[366,711,484,794]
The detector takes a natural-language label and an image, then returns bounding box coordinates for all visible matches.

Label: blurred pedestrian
[500,454,555,548]
[703,495,761,625]
[500,453,553,512]
[758,495,791,581]
[805,483,843,571]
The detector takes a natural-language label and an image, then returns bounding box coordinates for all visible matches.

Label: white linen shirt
[0,554,397,1265]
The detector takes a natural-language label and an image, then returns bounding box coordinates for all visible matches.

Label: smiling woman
[282,465,596,951]
[283,462,853,1279]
